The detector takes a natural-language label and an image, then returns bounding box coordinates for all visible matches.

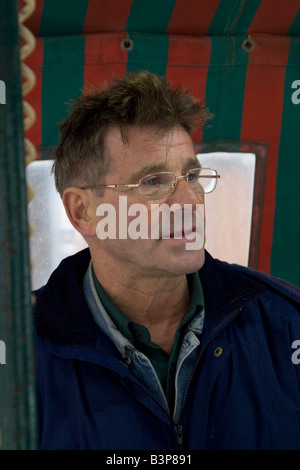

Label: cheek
[100,238,157,268]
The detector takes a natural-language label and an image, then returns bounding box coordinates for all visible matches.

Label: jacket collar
[198,251,266,339]
[34,248,265,347]
[34,248,97,346]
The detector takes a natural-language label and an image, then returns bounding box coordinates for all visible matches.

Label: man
[34,70,300,450]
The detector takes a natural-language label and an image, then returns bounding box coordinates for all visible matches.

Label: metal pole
[0,0,38,450]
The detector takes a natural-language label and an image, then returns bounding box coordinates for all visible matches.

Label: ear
[62,187,98,237]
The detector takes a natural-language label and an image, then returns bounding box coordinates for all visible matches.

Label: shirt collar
[92,267,204,345]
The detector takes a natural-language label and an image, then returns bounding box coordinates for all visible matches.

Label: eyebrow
[129,156,200,182]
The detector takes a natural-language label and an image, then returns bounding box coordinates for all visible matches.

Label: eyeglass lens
[139,169,218,198]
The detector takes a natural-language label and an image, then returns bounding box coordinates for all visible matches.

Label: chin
[169,248,205,275]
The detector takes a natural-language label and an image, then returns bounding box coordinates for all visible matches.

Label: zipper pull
[175,425,183,446]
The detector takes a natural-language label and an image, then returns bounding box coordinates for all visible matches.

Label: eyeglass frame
[80,167,220,200]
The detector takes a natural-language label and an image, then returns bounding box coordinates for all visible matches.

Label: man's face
[91,125,205,279]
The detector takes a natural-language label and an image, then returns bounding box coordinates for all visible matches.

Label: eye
[141,175,161,187]
[187,169,200,183]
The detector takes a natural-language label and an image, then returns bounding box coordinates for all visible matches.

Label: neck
[92,265,190,353]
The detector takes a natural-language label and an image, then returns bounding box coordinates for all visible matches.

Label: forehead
[105,126,197,177]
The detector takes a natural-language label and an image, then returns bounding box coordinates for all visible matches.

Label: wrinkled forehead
[104,125,196,172]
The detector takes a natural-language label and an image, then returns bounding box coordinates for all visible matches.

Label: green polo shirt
[92,269,204,411]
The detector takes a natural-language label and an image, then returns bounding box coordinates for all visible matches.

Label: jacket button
[214,346,223,357]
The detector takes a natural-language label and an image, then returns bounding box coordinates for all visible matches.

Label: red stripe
[24,38,44,153]
[167,0,221,35]
[166,36,212,142]
[83,0,133,34]
[22,0,45,37]
[240,35,290,273]
[84,33,128,90]
[249,0,300,34]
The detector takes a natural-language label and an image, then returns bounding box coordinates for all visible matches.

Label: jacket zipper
[122,306,243,449]
[126,306,243,449]
[126,374,182,449]
[175,425,183,446]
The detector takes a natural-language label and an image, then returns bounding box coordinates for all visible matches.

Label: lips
[162,225,197,239]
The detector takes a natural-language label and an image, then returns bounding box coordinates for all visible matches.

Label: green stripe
[203,36,249,141]
[126,33,170,76]
[39,0,90,36]
[232,0,262,34]
[41,36,85,150]
[207,0,234,34]
[270,37,300,286]
[125,0,176,75]
[287,9,300,35]
[207,0,260,35]
[126,0,177,33]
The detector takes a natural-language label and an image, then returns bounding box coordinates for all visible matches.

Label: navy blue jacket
[34,248,300,450]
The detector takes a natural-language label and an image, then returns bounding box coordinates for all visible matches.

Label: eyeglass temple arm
[83,183,140,188]
[103,183,140,188]
[199,175,220,178]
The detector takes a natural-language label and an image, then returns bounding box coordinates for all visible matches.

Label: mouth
[162,225,197,240]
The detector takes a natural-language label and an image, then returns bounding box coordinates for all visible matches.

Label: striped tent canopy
[23,0,300,285]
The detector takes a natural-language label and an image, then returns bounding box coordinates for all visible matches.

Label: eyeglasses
[81,168,220,200]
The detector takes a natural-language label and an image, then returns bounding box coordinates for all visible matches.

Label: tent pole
[0,0,38,450]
